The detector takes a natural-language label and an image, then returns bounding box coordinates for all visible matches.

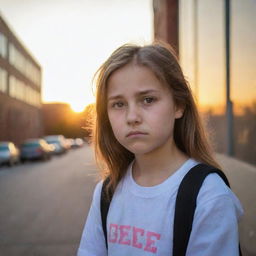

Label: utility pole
[225,0,234,156]
[194,0,199,102]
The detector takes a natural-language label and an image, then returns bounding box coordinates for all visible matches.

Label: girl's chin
[124,141,171,157]
[125,145,156,156]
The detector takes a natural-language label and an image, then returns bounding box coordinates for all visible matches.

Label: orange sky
[0,0,153,112]
[0,0,255,114]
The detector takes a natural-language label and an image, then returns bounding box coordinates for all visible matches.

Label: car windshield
[0,145,8,151]
[22,142,40,147]
[46,139,60,144]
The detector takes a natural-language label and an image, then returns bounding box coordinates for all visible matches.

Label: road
[0,145,99,256]
[0,146,255,256]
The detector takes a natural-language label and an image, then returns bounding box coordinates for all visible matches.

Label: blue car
[0,141,20,166]
[20,139,54,162]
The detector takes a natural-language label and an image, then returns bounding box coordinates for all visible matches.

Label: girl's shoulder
[198,172,232,201]
[196,172,243,218]
[91,180,104,205]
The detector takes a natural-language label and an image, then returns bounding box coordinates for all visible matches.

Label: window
[9,75,25,102]
[9,75,41,107]
[0,67,7,93]
[25,86,41,107]
[0,32,7,58]
[9,43,41,87]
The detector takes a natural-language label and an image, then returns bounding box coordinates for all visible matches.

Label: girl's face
[107,64,183,156]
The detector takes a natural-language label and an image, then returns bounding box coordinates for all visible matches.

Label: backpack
[100,163,242,255]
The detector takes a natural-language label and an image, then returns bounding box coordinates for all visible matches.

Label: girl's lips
[126,131,147,137]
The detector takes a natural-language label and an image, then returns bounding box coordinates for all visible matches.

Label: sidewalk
[216,154,256,256]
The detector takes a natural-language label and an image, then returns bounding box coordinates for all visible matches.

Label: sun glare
[70,102,86,113]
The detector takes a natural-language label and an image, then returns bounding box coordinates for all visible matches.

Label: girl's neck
[132,140,189,187]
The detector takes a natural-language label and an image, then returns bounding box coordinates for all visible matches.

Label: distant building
[42,103,87,139]
[0,14,43,145]
[153,0,256,165]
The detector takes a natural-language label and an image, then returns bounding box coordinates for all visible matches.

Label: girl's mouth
[126,131,147,138]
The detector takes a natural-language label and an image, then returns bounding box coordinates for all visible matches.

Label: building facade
[153,0,256,166]
[0,15,43,145]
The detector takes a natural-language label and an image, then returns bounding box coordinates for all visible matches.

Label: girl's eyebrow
[108,94,123,101]
[108,89,159,101]
[137,89,159,96]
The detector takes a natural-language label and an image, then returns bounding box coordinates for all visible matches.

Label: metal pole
[225,0,234,156]
[194,0,199,102]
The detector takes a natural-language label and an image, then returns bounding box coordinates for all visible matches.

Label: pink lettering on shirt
[109,223,118,243]
[119,225,131,245]
[108,223,161,253]
[144,231,161,253]
[132,227,145,249]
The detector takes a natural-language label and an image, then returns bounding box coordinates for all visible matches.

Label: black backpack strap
[100,176,113,250]
[172,163,231,256]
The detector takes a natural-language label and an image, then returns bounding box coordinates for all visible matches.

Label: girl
[77,43,243,255]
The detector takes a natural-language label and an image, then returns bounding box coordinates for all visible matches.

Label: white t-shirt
[77,159,243,256]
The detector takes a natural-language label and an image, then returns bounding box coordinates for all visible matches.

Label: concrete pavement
[217,154,256,256]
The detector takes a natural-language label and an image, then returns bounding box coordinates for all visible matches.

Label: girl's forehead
[107,64,169,95]
[109,63,154,79]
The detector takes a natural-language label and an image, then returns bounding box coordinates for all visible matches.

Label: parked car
[44,135,67,155]
[70,138,84,148]
[20,139,54,162]
[64,138,72,150]
[0,141,20,166]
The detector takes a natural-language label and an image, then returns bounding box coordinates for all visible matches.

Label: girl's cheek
[109,113,122,128]
[110,110,123,119]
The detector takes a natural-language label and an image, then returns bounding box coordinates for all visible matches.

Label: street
[0,145,255,256]
[0,145,99,256]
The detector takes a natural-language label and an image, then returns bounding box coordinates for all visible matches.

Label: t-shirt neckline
[126,158,198,198]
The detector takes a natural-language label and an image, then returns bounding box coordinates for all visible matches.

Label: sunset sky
[0,0,255,114]
[0,0,153,112]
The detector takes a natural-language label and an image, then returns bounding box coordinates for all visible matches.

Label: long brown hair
[93,42,220,194]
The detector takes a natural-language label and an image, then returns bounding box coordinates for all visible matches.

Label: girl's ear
[174,106,184,119]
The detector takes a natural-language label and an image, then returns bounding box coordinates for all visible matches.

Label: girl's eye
[143,97,155,104]
[112,102,124,108]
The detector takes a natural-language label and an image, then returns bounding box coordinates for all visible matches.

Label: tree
[81,103,95,142]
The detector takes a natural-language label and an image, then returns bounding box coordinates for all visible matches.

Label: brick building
[0,14,43,145]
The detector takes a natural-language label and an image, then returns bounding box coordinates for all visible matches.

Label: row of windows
[0,32,41,87]
[0,66,41,108]
[0,67,7,93]
[9,75,41,108]
[9,44,41,86]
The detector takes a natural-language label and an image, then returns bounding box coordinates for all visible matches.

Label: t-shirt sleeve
[77,181,107,256]
[186,174,243,256]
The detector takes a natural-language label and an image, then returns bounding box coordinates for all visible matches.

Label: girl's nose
[126,104,142,125]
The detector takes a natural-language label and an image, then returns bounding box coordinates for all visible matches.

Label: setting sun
[70,102,86,113]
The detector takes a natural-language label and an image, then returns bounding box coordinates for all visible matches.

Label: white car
[44,135,68,155]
